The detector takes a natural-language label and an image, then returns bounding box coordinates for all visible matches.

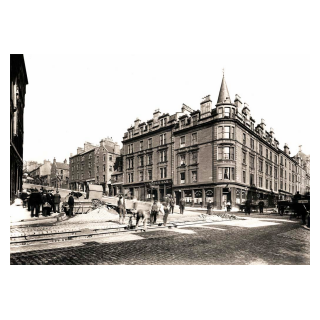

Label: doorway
[175,191,181,205]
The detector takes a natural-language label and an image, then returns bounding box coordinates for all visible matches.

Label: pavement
[11,200,309,265]
[10,216,309,265]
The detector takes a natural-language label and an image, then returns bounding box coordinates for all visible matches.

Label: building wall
[10,54,28,203]
[121,78,310,206]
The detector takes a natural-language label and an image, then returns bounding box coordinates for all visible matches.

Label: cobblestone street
[10,217,309,265]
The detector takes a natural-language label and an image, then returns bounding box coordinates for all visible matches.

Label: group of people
[20,188,62,218]
[20,188,75,218]
[116,195,177,230]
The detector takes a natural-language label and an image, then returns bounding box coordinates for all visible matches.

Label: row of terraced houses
[119,75,310,209]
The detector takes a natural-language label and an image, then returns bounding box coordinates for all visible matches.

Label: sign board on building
[297,200,309,203]
[152,179,172,185]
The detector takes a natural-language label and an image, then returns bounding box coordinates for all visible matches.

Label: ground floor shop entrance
[123,180,173,202]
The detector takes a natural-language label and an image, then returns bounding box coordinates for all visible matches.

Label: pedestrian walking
[179,198,186,214]
[226,200,231,212]
[117,195,126,224]
[53,190,61,213]
[68,193,74,216]
[170,197,175,214]
[258,200,264,213]
[207,200,213,215]
[151,200,159,224]
[163,204,170,226]
[245,200,251,215]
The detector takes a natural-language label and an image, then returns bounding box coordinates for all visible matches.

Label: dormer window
[160,118,167,127]
[181,119,186,127]
[192,115,198,124]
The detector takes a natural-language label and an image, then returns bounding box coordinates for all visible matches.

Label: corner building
[122,75,310,208]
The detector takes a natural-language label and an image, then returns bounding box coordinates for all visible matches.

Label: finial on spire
[222,68,224,77]
[217,72,231,105]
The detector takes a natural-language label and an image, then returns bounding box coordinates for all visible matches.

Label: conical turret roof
[217,75,231,104]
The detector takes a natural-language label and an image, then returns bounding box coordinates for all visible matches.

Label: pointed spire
[217,72,231,104]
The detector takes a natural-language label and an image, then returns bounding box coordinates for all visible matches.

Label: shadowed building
[10,54,28,203]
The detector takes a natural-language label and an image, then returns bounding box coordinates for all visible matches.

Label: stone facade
[122,75,310,208]
[51,158,69,189]
[28,160,52,186]
[10,54,28,203]
[69,138,120,194]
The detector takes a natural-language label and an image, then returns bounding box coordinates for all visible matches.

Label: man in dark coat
[258,200,264,213]
[245,200,251,215]
[30,189,42,217]
[28,190,36,217]
[53,190,61,213]
[67,193,74,216]
[179,198,186,214]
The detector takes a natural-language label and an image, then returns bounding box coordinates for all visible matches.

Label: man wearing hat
[53,190,61,213]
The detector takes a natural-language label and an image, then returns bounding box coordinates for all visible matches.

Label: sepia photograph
[10,54,310,265]
[3,1,317,319]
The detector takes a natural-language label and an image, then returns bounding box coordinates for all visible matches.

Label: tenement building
[10,54,28,203]
[51,158,69,189]
[28,160,52,186]
[69,138,120,194]
[122,75,310,209]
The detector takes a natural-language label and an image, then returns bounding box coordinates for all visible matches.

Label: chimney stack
[70,153,73,157]
[134,118,141,130]
[153,109,161,122]
[284,143,290,155]
[270,127,274,138]
[234,94,243,111]
[100,139,106,147]
[260,119,266,130]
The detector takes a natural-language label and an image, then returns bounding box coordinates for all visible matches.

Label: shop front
[149,179,173,202]
[173,186,215,207]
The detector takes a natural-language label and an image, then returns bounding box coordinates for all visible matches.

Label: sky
[23,54,310,164]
